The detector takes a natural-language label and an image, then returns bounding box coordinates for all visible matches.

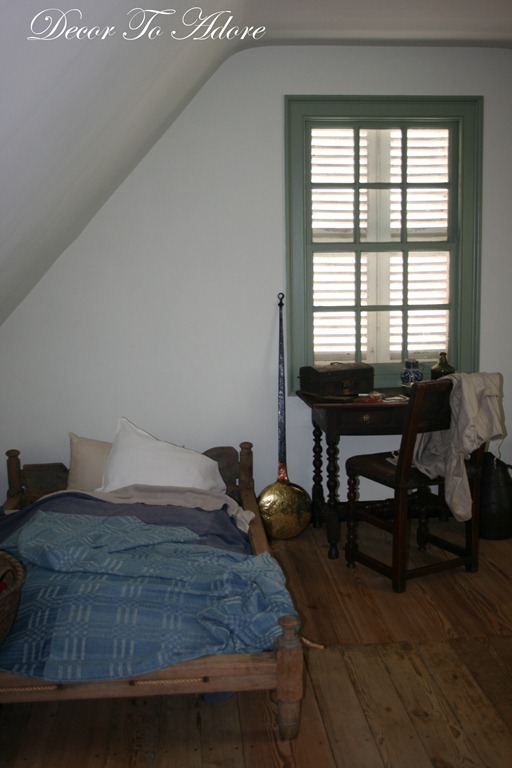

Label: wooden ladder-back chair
[345,378,486,593]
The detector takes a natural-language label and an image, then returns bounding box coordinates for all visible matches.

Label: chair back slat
[397,379,453,479]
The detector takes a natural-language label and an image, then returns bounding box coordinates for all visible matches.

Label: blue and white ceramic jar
[400,359,424,386]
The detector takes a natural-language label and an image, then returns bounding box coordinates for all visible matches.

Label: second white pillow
[98,418,226,494]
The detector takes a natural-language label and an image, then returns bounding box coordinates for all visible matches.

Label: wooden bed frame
[0,442,303,740]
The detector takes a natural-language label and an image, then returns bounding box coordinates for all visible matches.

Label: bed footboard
[0,615,303,739]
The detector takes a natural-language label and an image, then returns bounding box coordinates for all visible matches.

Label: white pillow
[97,418,226,494]
[67,433,113,492]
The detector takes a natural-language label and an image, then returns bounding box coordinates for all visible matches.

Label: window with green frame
[286,96,483,389]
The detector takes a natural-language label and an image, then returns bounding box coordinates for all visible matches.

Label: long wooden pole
[277,292,289,483]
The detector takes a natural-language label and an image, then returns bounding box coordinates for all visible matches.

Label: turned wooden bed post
[6,449,22,499]
[239,441,254,491]
[274,615,303,740]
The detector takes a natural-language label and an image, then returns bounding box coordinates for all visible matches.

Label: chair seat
[346,452,443,490]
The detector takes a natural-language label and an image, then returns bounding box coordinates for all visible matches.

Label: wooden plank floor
[1,521,512,767]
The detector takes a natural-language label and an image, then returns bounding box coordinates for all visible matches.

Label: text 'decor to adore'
[27,7,267,42]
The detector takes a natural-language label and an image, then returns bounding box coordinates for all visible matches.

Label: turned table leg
[311,425,325,527]
[345,471,358,567]
[325,436,341,559]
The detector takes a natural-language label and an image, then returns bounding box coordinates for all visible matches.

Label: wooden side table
[297,390,409,556]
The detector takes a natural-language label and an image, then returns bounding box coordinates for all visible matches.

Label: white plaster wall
[1,45,511,503]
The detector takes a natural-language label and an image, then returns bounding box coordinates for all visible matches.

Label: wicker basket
[0,551,24,645]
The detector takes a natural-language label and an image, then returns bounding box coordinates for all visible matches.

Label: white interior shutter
[310,126,451,364]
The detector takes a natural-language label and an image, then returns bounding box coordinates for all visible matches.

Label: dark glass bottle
[430,352,456,380]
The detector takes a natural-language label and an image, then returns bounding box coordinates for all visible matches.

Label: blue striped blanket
[0,510,297,681]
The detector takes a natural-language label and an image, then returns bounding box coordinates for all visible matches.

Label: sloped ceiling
[2,0,512,326]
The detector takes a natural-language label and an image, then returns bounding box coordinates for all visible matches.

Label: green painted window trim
[285,95,483,392]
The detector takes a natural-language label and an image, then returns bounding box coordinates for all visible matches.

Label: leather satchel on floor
[479,452,512,540]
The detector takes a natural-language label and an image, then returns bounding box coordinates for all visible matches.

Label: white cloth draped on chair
[412,372,505,521]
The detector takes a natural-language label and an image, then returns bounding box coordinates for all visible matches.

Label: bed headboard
[6,450,69,509]
[4,442,255,511]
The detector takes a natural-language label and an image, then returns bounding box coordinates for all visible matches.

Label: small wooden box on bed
[0,442,303,740]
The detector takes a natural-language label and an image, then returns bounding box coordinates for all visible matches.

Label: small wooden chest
[299,363,374,397]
